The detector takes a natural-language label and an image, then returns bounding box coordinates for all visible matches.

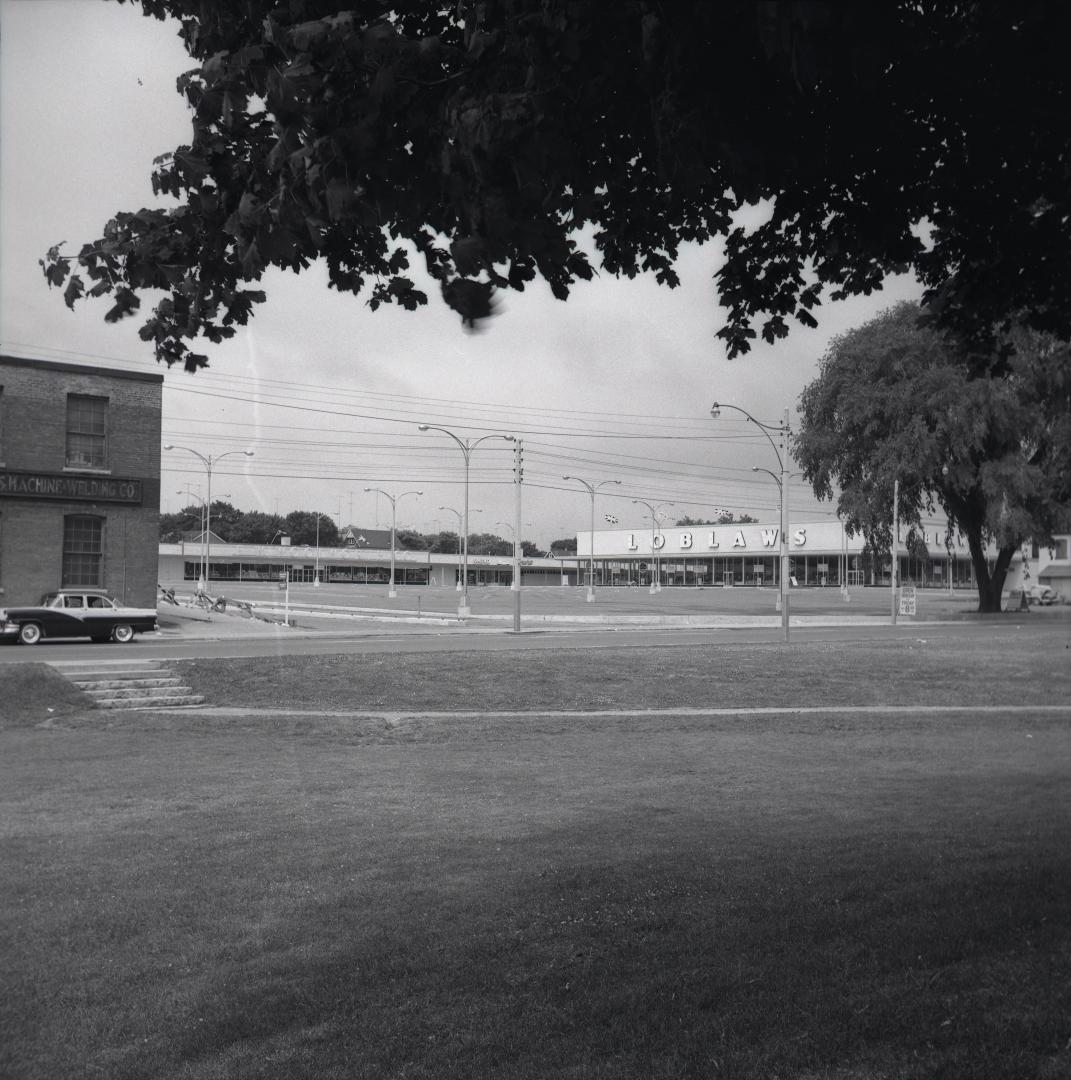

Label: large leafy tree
[468,532,513,557]
[227,510,287,544]
[41,2,1071,370]
[283,510,340,546]
[395,528,430,551]
[793,303,1071,612]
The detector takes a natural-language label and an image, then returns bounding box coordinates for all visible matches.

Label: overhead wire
[12,338,835,523]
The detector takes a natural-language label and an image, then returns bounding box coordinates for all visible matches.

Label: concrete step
[50,665,170,680]
[70,676,185,690]
[83,684,197,701]
[94,693,205,710]
[48,661,204,710]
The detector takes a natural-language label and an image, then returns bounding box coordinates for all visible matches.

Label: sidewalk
[155,598,931,641]
[155,599,465,640]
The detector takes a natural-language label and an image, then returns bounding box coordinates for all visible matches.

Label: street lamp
[312,511,336,586]
[495,520,533,541]
[495,520,533,587]
[438,505,481,592]
[177,489,229,586]
[164,445,254,592]
[751,466,802,606]
[365,488,422,598]
[711,401,791,640]
[632,499,675,593]
[418,425,514,616]
[563,476,621,602]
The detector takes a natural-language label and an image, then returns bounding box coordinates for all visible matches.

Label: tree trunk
[966,530,1016,613]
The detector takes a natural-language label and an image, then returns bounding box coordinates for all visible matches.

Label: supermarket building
[158,519,1069,596]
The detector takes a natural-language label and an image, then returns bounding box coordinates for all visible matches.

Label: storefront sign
[0,469,143,504]
[623,527,808,552]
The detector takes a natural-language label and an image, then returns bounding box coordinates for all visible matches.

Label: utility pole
[512,440,524,632]
[891,478,899,624]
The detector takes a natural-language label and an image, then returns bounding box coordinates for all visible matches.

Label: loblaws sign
[626,528,807,552]
[590,523,969,555]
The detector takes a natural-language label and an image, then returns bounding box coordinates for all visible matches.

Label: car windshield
[42,594,63,608]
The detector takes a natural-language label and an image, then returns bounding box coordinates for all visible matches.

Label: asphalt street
[2,583,1067,664]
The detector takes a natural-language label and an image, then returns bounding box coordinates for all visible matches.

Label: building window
[66,394,108,469]
[62,515,104,587]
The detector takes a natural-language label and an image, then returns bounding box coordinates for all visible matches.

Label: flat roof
[0,353,163,384]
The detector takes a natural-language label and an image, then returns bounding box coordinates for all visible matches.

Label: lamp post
[418,425,514,616]
[495,520,532,542]
[563,476,621,602]
[495,519,533,592]
[438,506,481,591]
[632,499,675,593]
[711,402,791,640]
[164,445,254,593]
[365,488,422,598]
[177,489,230,588]
[751,466,803,604]
[312,511,335,586]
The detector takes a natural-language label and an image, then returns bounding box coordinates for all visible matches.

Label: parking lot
[158,578,1018,627]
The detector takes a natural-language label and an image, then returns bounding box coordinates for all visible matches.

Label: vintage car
[1027,585,1059,606]
[0,589,158,645]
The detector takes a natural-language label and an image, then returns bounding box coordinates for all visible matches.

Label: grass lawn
[2,634,1070,1078]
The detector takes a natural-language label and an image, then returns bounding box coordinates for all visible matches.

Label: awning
[1038,564,1071,579]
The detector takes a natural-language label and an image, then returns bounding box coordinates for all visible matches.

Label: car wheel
[112,623,135,644]
[17,623,42,645]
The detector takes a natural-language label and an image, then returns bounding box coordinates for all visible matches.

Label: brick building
[0,355,162,607]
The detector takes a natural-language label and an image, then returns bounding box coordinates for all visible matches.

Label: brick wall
[0,355,163,607]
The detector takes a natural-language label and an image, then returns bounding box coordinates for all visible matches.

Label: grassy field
[2,634,1070,1079]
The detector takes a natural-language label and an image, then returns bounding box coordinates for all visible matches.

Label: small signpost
[279,570,290,626]
[898,585,917,617]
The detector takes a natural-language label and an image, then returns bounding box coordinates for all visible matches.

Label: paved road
[3,611,1067,665]
[2,582,1067,665]
[173,579,976,622]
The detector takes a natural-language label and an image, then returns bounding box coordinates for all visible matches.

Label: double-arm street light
[365,488,422,598]
[496,519,533,593]
[751,466,802,610]
[494,520,532,541]
[312,511,336,586]
[164,445,254,592]
[632,499,675,593]
[176,489,229,587]
[438,505,481,591]
[418,425,514,616]
[563,476,622,602]
[710,401,792,640]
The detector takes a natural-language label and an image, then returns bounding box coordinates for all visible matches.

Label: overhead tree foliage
[40,1,1071,370]
[793,303,1071,613]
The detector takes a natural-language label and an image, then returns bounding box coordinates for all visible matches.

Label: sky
[0,0,924,550]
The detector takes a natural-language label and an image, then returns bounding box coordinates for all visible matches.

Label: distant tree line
[675,513,758,526]
[161,502,547,556]
[161,505,762,555]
